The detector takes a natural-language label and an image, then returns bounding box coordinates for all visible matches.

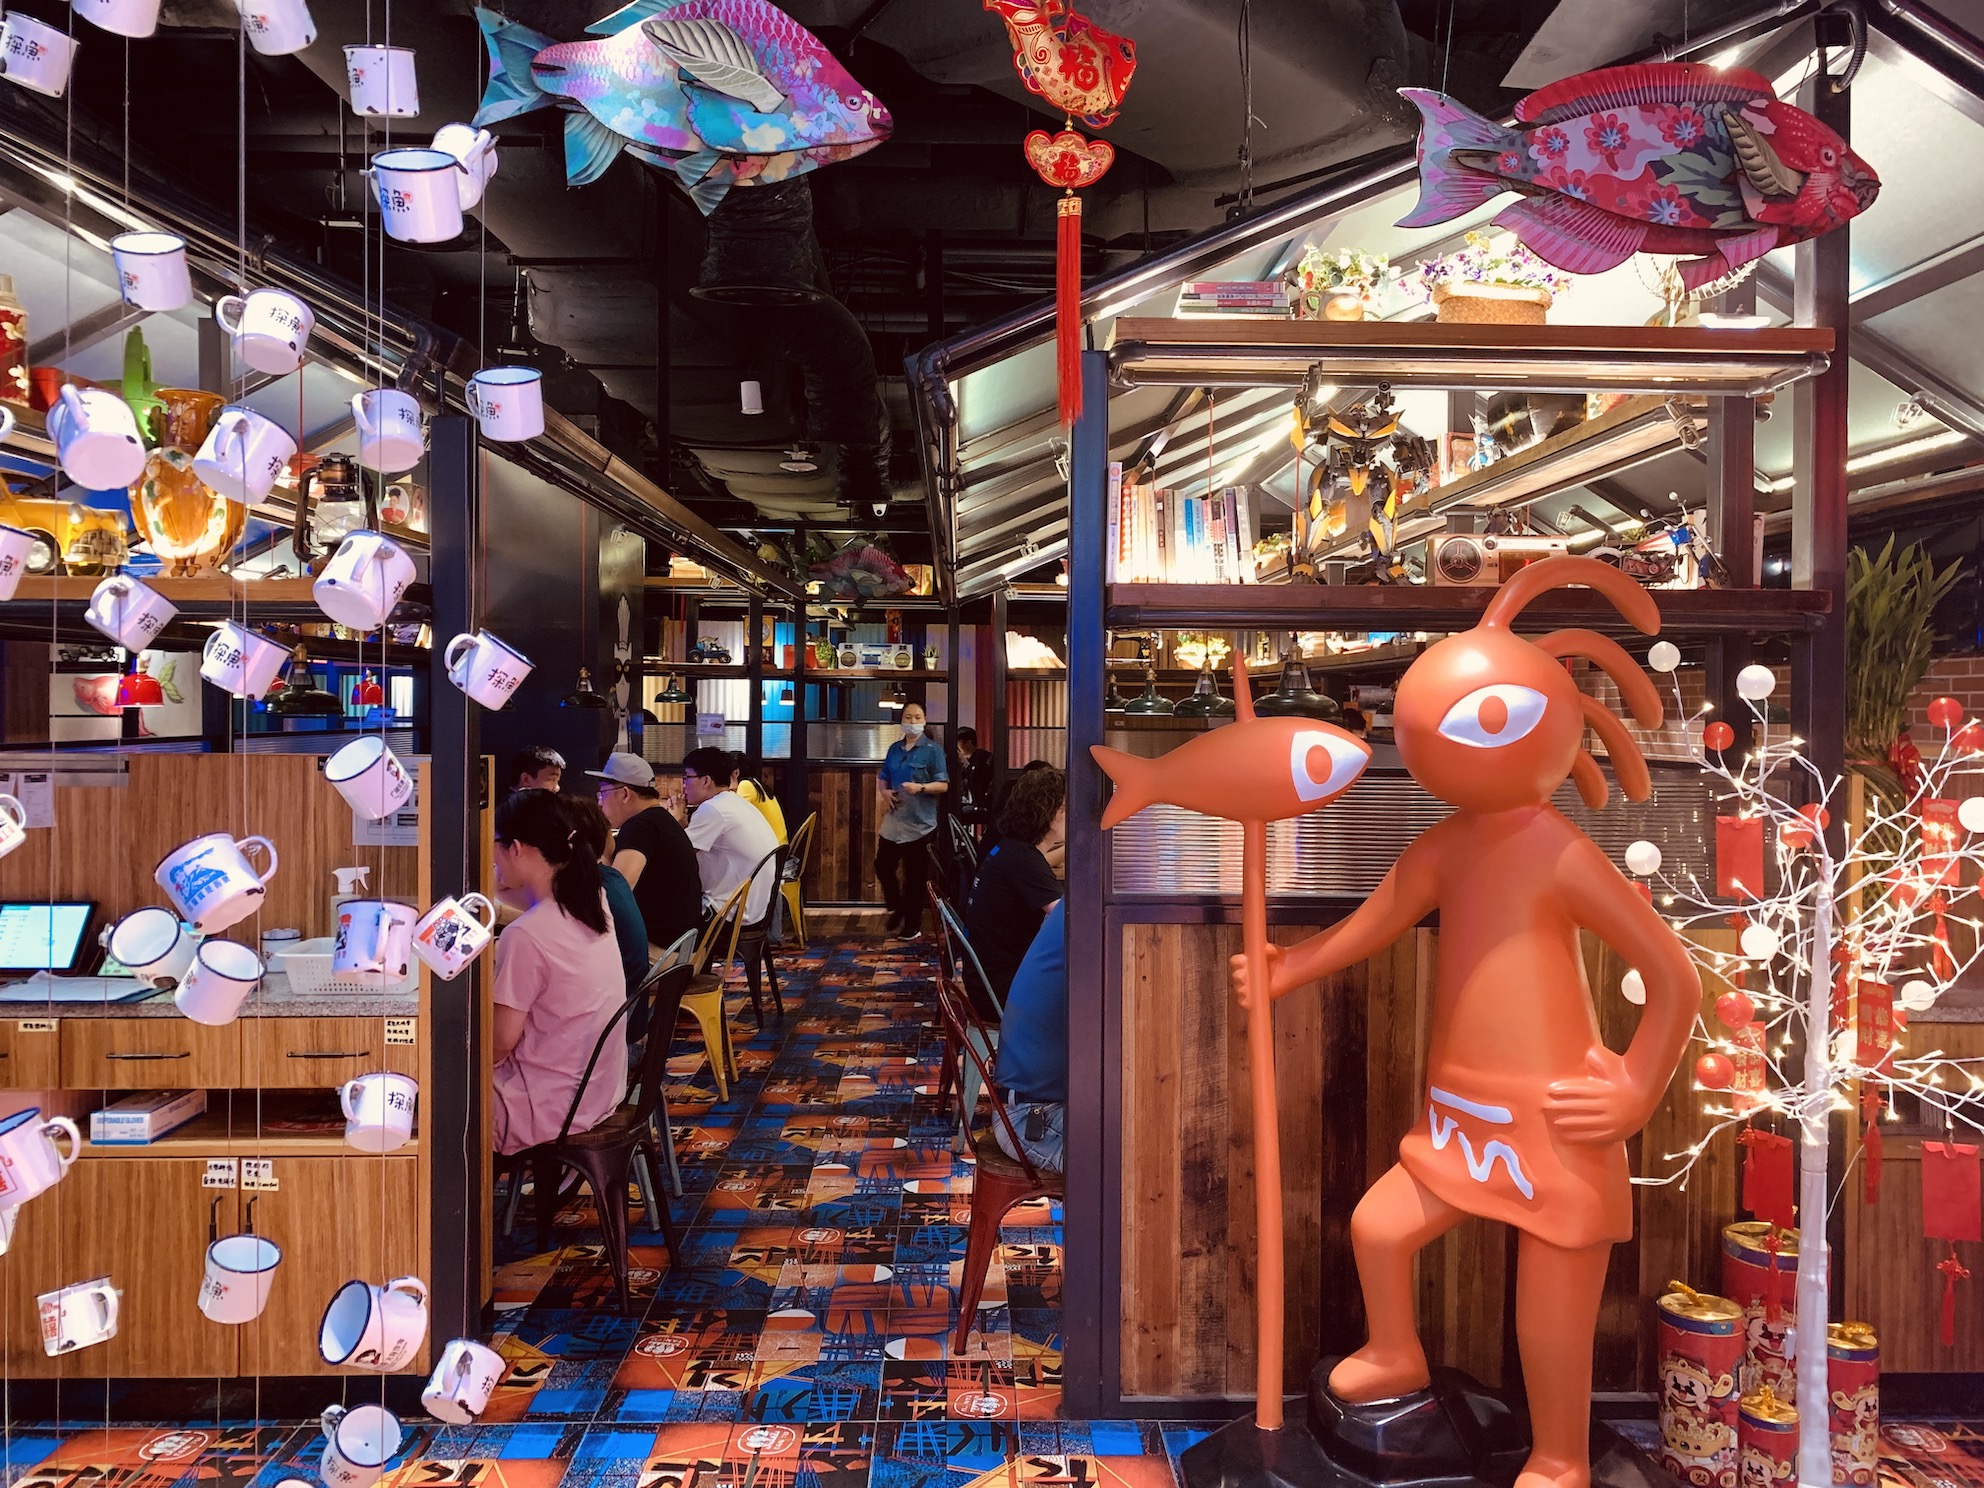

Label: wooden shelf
[7,576,317,605]
[1106,317,1833,395]
[81,1116,417,1159]
[1105,583,1829,635]
[803,667,947,681]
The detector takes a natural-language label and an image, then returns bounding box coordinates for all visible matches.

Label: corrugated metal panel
[1110,767,1720,898]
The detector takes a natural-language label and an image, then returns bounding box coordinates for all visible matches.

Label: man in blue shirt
[991,900,1066,1172]
[875,702,947,940]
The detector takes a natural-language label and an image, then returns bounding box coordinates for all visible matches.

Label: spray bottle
[332,866,370,938]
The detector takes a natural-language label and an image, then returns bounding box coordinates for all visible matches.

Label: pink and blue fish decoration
[474,0,892,212]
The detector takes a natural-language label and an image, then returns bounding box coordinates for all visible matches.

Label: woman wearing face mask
[874,701,948,941]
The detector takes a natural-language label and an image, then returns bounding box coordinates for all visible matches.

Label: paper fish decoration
[1398,61,1878,292]
[474,0,891,211]
[985,0,1136,128]
[1090,657,1370,829]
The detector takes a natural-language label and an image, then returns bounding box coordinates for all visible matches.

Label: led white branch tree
[1623,648,1984,1487]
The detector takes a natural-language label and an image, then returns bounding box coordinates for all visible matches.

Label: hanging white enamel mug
[369,147,463,244]
[198,1230,281,1324]
[422,1338,506,1424]
[430,123,497,209]
[325,735,413,821]
[154,831,279,935]
[200,620,288,700]
[411,893,495,980]
[213,288,313,376]
[320,1275,428,1371]
[194,406,297,505]
[72,0,158,39]
[84,575,177,652]
[344,44,418,117]
[314,529,415,631]
[0,1109,82,1210]
[39,1279,118,1356]
[340,1071,416,1153]
[319,1404,402,1488]
[101,906,198,988]
[444,630,532,710]
[0,516,36,602]
[1,14,79,98]
[110,231,191,312]
[236,0,314,54]
[48,386,147,491]
[174,938,263,1025]
[332,898,416,986]
[466,367,543,442]
[0,795,25,863]
[351,389,424,474]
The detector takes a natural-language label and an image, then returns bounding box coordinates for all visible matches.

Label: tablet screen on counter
[0,902,97,974]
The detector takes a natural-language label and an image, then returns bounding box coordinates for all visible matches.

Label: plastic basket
[275,937,416,996]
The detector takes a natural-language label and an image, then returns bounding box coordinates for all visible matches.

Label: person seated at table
[992,900,1066,1172]
[590,751,702,959]
[569,798,651,1044]
[682,745,780,928]
[964,765,1064,1018]
[728,752,788,844]
[508,745,565,795]
[490,790,628,1155]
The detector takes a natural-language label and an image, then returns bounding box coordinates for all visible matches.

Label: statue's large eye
[1288,729,1368,802]
[1439,684,1548,748]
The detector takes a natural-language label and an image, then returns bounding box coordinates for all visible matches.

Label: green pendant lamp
[268,647,346,717]
[1252,650,1340,721]
[655,675,695,705]
[1104,676,1129,712]
[1122,671,1175,715]
[1173,662,1238,718]
[560,666,611,709]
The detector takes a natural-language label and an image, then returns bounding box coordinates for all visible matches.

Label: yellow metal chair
[779,812,817,946]
[678,879,750,1102]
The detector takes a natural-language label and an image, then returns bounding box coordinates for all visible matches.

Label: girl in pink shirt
[490,789,629,1154]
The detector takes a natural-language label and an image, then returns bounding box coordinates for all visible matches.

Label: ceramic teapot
[135,388,240,575]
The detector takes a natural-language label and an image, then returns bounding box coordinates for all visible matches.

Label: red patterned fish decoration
[1398,61,1878,293]
[986,0,1137,426]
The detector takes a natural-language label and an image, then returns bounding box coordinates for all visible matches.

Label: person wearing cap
[508,745,566,795]
[681,746,780,926]
[590,751,703,958]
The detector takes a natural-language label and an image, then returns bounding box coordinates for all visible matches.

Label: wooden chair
[502,961,694,1315]
[931,965,1061,1354]
[778,812,817,946]
[679,879,750,1102]
[928,886,997,1149]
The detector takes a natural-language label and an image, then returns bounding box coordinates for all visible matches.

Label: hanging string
[1234,0,1257,216]
[1439,0,1456,99]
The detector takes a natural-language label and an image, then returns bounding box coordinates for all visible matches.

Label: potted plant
[1288,246,1395,321]
[1417,232,1570,325]
[1846,535,1962,811]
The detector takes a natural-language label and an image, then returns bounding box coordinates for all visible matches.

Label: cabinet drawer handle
[105,1051,191,1060]
[287,1050,369,1060]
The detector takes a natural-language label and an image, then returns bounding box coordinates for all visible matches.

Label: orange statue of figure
[1232,557,1699,1488]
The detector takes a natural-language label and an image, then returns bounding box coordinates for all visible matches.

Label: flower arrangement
[1417,231,1570,325]
[1288,246,1396,320]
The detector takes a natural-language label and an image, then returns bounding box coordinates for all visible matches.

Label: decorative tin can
[1827,1322,1880,1486]
[1657,1282,1743,1488]
[1737,1387,1798,1488]
[1722,1222,1799,1398]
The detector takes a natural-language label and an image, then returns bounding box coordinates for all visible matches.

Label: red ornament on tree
[1694,1052,1735,1090]
[1957,722,1984,755]
[1704,720,1735,751]
[1926,696,1964,729]
[1715,990,1755,1030]
[985,0,1137,427]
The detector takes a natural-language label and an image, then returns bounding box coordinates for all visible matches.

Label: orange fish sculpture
[1091,657,1369,1431]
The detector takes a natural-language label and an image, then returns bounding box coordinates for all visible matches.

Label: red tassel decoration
[1860,1085,1883,1205]
[1056,193,1083,427]
[1938,1246,1970,1347]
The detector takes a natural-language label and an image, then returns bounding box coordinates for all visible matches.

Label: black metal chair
[501,960,695,1315]
[729,844,786,1027]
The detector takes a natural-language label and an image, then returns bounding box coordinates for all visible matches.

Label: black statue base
[1179,1358,1679,1488]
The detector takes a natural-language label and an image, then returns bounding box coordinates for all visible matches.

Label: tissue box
[90,1090,206,1145]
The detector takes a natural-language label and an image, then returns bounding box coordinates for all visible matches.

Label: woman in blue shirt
[875,702,948,940]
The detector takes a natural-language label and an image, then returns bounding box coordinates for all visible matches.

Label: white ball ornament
[1740,922,1780,960]
[1960,797,1984,833]
[1625,840,1663,876]
[1647,641,1681,674]
[1620,968,1647,1006]
[1899,979,1939,1011]
[1736,664,1777,701]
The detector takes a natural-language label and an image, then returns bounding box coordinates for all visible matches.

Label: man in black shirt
[588,751,703,956]
[963,765,1065,1020]
[507,745,565,795]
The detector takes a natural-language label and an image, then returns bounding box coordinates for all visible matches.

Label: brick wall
[1908,655,1984,738]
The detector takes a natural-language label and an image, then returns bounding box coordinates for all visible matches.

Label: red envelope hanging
[1856,981,1895,1075]
[1922,799,1961,885]
[1731,1023,1768,1116]
[1923,1141,1982,1242]
[1717,814,1765,900]
[1740,1128,1795,1229]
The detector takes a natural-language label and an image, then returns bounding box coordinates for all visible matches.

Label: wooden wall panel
[0,753,419,938]
[1120,920,1731,1404]
[803,765,884,906]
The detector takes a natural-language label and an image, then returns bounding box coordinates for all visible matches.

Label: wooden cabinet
[248,1017,417,1090]
[60,1020,240,1089]
[0,1021,62,1087]
[239,1155,422,1376]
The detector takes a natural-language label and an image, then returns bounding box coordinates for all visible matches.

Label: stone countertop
[0,973,418,1019]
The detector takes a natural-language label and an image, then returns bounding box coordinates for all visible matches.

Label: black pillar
[747,596,764,764]
[427,415,484,1340]
[990,588,1010,796]
[1707,278,1759,757]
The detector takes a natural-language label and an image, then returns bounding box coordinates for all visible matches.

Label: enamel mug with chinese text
[320,1276,427,1371]
[351,389,424,474]
[39,1278,117,1355]
[314,529,414,631]
[0,517,35,601]
[332,898,415,986]
[412,893,494,980]
[340,1072,416,1153]
[194,406,296,505]
[236,0,314,54]
[319,1404,401,1488]
[444,630,532,710]
[101,906,197,988]
[422,1338,505,1423]
[110,231,191,311]
[72,0,157,38]
[213,288,313,376]
[1,14,79,97]
[198,1231,280,1324]
[465,367,543,442]
[368,147,462,244]
[0,1109,80,1210]
[431,123,496,209]
[84,575,177,652]
[49,386,146,490]
[174,938,263,1025]
[154,832,279,935]
[200,621,287,699]
[325,735,413,821]
[344,44,417,117]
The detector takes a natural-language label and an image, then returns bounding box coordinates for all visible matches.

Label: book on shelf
[1182,281,1284,297]
[1106,473,1258,585]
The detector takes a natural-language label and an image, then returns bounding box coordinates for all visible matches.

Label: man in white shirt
[680,746,780,925]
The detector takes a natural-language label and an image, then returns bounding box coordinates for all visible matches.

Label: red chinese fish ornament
[1398,61,1878,292]
[985,0,1137,425]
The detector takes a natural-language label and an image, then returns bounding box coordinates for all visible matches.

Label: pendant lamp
[655,676,695,706]
[268,646,344,716]
[1172,662,1237,718]
[1105,676,1129,712]
[1252,651,1341,721]
[880,683,908,712]
[561,666,610,709]
[1122,672,1174,716]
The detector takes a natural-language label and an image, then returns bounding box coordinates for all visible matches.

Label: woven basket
[1433,283,1552,325]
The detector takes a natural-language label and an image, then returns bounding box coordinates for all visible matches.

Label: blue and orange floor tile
[0,935,1980,1488]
